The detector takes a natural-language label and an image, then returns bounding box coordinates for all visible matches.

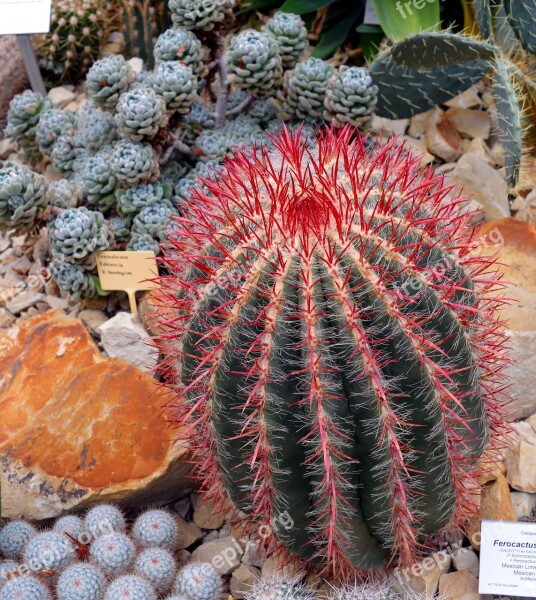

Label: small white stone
[48,86,76,108]
[127,57,144,74]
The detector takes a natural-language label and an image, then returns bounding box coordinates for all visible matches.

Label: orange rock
[477,218,536,419]
[0,311,191,520]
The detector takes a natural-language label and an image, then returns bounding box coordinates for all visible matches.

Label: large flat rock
[0,311,191,520]
[478,218,536,420]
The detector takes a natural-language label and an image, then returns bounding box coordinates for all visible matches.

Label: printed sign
[479,520,536,597]
[0,0,52,35]
[96,251,159,315]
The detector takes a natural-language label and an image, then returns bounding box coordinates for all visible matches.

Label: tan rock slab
[191,536,242,575]
[452,547,479,578]
[478,219,536,419]
[230,564,260,599]
[439,571,478,600]
[446,107,490,139]
[176,515,203,549]
[261,553,306,581]
[390,551,451,598]
[192,493,226,530]
[425,107,462,162]
[504,421,536,493]
[0,311,191,520]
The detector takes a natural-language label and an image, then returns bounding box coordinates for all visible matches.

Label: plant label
[96,251,159,315]
[0,0,52,35]
[479,520,536,597]
[364,0,380,25]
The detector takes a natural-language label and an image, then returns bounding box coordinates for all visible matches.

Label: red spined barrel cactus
[157,126,509,578]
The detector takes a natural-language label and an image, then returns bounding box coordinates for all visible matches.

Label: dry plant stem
[226,94,255,117]
[160,133,194,164]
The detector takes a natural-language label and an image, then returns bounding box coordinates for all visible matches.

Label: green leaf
[280,0,337,15]
[389,32,497,68]
[312,10,361,58]
[371,0,440,41]
[92,275,112,297]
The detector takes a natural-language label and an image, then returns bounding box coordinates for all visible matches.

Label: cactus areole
[158,126,508,578]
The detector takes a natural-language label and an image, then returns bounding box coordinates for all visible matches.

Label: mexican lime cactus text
[157,127,509,579]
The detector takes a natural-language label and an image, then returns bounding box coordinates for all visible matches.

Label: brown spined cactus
[156,126,510,579]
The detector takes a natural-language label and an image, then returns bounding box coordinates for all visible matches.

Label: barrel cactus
[157,127,508,578]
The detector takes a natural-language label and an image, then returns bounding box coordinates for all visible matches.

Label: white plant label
[0,0,52,35]
[364,0,380,25]
[479,520,536,597]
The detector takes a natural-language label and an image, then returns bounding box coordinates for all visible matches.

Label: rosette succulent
[194,130,229,161]
[50,132,86,173]
[154,27,207,78]
[227,30,282,94]
[0,162,46,231]
[86,54,132,110]
[169,0,235,31]
[324,66,379,128]
[111,140,158,185]
[115,87,167,140]
[46,179,81,209]
[108,214,133,242]
[283,58,335,119]
[263,12,308,69]
[132,198,177,240]
[152,62,197,113]
[104,575,157,600]
[4,90,53,163]
[116,181,171,215]
[80,108,118,152]
[126,232,160,253]
[36,108,77,155]
[182,100,215,142]
[80,154,118,212]
[48,206,111,262]
[50,260,97,299]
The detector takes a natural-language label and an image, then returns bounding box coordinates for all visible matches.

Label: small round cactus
[263,12,308,69]
[89,532,136,575]
[154,28,207,78]
[152,62,197,113]
[126,233,160,253]
[115,88,167,141]
[324,66,379,128]
[53,516,85,540]
[86,55,132,110]
[0,521,36,560]
[85,505,126,537]
[48,207,111,262]
[56,563,106,600]
[169,0,236,31]
[0,575,52,600]
[0,162,46,232]
[333,582,403,600]
[36,108,77,155]
[174,563,222,600]
[50,260,96,299]
[23,531,74,572]
[111,140,158,186]
[227,30,282,95]
[132,509,180,550]
[46,180,81,209]
[104,575,157,600]
[117,181,171,216]
[79,154,118,212]
[135,547,177,594]
[247,579,315,600]
[283,57,336,119]
[132,199,177,241]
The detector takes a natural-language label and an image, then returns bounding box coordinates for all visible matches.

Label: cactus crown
[157,126,509,579]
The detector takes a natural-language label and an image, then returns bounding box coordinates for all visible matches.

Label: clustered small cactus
[33,0,120,82]
[0,505,224,600]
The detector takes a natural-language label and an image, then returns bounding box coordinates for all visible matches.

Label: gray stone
[98,312,158,373]
[230,564,260,599]
[127,57,144,74]
[0,307,16,328]
[510,491,536,520]
[192,493,226,530]
[6,291,45,315]
[452,547,479,578]
[78,309,108,336]
[191,536,243,575]
[451,154,510,221]
[45,295,70,310]
[48,86,76,108]
[176,515,203,549]
[173,496,191,519]
[242,539,265,568]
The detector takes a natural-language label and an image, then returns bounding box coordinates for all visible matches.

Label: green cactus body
[504,0,536,55]
[158,127,508,579]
